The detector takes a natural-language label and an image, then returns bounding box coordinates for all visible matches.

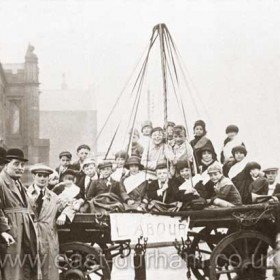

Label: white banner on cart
[110,213,189,244]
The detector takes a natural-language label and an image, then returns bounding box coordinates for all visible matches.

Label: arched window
[7,99,21,135]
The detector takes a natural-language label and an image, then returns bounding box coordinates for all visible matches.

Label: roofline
[0,62,7,85]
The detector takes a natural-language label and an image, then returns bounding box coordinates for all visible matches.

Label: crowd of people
[0,119,279,280]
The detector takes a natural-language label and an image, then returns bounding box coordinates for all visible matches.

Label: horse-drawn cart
[58,203,280,280]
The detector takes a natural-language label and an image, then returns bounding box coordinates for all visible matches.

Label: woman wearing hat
[190,120,216,167]
[119,156,148,210]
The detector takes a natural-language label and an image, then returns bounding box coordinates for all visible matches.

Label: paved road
[111,246,188,280]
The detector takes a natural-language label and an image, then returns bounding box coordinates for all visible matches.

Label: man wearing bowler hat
[0,148,38,280]
[27,164,60,280]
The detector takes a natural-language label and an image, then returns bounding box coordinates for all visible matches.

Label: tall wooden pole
[158,24,168,125]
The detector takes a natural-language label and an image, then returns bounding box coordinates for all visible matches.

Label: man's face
[100,167,112,179]
[180,168,191,180]
[129,164,139,175]
[209,171,223,184]
[194,126,204,137]
[63,174,76,186]
[266,171,278,184]
[250,168,260,179]
[227,132,237,140]
[5,159,25,179]
[143,126,152,136]
[77,148,90,162]
[156,168,169,182]
[116,157,126,168]
[33,173,49,188]
[174,132,186,145]
[84,164,96,177]
[60,156,71,167]
[152,131,164,145]
[202,150,213,162]
[234,152,245,162]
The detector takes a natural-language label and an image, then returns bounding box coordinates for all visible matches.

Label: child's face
[60,156,71,167]
[202,150,213,162]
[84,163,96,177]
[33,173,49,188]
[194,126,204,137]
[152,131,163,145]
[129,164,139,175]
[180,168,191,180]
[167,126,174,136]
[234,152,245,162]
[143,126,152,136]
[227,132,237,140]
[116,157,126,168]
[77,148,90,162]
[132,134,139,144]
[100,167,112,179]
[250,169,260,179]
[63,174,76,186]
[156,168,169,182]
[266,171,278,184]
[209,171,223,184]
[174,132,186,145]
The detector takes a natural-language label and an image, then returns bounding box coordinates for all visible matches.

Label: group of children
[43,119,280,222]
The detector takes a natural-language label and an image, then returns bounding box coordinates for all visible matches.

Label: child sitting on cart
[111,150,129,182]
[119,156,148,210]
[52,169,85,225]
[207,162,242,207]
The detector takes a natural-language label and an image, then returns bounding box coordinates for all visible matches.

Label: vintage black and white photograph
[1,0,280,279]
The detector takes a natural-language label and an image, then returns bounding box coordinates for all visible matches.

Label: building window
[7,99,21,135]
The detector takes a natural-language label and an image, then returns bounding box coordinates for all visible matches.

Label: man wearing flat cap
[0,148,38,280]
[27,164,60,280]
[263,167,280,200]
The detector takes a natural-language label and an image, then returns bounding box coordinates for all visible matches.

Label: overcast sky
[1,0,280,167]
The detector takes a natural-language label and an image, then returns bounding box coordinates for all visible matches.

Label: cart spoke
[253,240,263,257]
[244,238,249,259]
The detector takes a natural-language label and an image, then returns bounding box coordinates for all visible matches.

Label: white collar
[158,180,168,188]
[34,184,45,195]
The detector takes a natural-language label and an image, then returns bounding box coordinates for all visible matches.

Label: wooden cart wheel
[59,242,111,280]
[209,230,275,280]
[188,227,230,280]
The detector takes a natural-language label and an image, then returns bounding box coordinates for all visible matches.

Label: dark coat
[147,179,178,204]
[273,184,280,199]
[119,174,148,202]
[87,178,123,201]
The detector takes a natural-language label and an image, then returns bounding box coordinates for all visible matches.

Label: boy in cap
[147,160,177,203]
[72,144,91,171]
[119,156,148,209]
[207,162,242,207]
[221,124,245,164]
[0,148,38,280]
[164,121,176,146]
[263,167,280,199]
[53,169,85,225]
[111,150,129,182]
[55,151,72,182]
[190,120,216,167]
[77,158,98,199]
[87,161,123,201]
[139,120,153,149]
[141,127,175,171]
[27,164,60,280]
[172,125,195,170]
[130,129,144,158]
